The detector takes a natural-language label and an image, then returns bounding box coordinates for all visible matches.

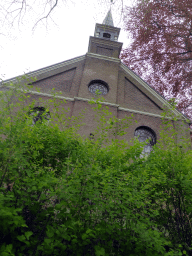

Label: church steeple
[93,8,120,42]
[88,8,123,58]
[102,9,114,27]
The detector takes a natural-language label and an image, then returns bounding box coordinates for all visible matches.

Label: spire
[102,9,114,27]
[88,2,122,58]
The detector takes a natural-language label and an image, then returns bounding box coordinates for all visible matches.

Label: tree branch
[32,0,59,30]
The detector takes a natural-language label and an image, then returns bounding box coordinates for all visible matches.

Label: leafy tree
[0,79,192,255]
[121,0,192,120]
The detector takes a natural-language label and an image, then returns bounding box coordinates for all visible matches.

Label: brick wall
[10,53,190,145]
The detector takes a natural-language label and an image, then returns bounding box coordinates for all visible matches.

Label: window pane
[134,127,156,156]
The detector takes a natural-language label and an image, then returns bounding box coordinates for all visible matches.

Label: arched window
[134,126,156,156]
[28,107,50,125]
[103,33,111,39]
[89,133,94,140]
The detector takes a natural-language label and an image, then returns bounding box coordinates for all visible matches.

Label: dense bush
[0,81,192,255]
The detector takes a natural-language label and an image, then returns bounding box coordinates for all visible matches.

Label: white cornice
[119,107,165,119]
[28,55,85,77]
[26,91,75,101]
[1,55,86,84]
[86,52,121,63]
[89,36,122,47]
[0,86,75,101]
[74,97,119,107]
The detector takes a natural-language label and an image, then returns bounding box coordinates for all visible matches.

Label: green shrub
[0,80,191,255]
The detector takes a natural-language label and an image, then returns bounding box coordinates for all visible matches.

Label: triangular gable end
[31,68,76,95]
[1,55,86,98]
[124,77,162,115]
[120,62,189,122]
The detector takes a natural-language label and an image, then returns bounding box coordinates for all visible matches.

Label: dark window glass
[89,133,94,140]
[88,80,109,95]
[103,33,111,39]
[29,107,50,125]
[134,127,156,156]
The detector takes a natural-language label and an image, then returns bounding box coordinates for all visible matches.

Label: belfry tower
[88,9,122,59]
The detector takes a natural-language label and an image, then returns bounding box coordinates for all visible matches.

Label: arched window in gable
[134,126,156,156]
[28,107,51,125]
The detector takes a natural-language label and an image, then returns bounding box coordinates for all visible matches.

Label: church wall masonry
[29,58,86,98]
[1,9,190,150]
[78,56,119,104]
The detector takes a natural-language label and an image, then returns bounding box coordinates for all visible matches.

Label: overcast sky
[0,0,132,81]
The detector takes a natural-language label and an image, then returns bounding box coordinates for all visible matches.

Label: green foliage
[0,79,192,255]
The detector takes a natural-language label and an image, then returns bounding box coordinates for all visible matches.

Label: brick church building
[2,9,191,153]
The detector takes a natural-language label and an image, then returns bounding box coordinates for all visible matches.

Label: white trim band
[0,85,185,120]
[86,52,121,63]
[74,96,119,107]
[1,55,86,84]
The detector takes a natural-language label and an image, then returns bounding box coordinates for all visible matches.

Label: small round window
[134,126,156,155]
[88,80,109,95]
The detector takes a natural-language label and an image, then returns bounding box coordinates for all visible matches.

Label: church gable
[31,68,76,94]
[0,7,190,146]
[124,78,162,115]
